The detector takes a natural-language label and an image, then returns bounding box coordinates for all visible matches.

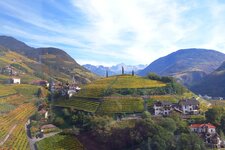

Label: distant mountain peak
[83,63,148,76]
[139,48,225,87]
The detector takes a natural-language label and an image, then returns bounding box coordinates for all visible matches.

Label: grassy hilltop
[53,74,200,114]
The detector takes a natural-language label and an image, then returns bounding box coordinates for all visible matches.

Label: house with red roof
[189,123,222,148]
[189,123,216,134]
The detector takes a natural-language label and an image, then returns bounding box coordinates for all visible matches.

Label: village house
[178,98,200,115]
[189,123,222,148]
[10,78,21,84]
[153,98,200,116]
[1,66,18,76]
[153,101,173,116]
[32,80,49,88]
[40,124,57,133]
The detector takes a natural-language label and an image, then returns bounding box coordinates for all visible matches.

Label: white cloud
[70,0,202,64]
[1,0,225,66]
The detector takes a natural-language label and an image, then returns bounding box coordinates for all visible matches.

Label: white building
[68,90,77,98]
[189,123,216,134]
[189,123,222,148]
[10,78,21,84]
[153,101,173,116]
[178,98,199,115]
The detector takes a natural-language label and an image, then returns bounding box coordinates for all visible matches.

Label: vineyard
[0,85,17,97]
[11,84,40,97]
[0,103,36,149]
[97,97,144,114]
[54,98,100,113]
[0,83,40,149]
[77,75,166,98]
[36,134,84,150]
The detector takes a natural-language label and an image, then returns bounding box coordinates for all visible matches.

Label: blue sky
[1,0,225,66]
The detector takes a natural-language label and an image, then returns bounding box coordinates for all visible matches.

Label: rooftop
[179,98,199,106]
[189,123,216,129]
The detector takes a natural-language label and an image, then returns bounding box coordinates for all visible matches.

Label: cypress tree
[122,66,124,75]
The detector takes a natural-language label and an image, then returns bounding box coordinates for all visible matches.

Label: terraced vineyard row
[36,134,84,150]
[54,98,100,113]
[0,85,17,97]
[98,97,144,114]
[111,75,166,89]
[77,75,166,98]
[0,103,35,149]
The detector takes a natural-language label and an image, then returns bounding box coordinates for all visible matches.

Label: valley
[0,36,225,149]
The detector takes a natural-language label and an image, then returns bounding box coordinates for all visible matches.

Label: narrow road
[25,123,37,150]
[0,124,17,146]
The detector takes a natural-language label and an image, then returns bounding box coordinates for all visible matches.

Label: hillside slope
[139,49,225,86]
[0,36,98,83]
[191,61,225,97]
[0,46,41,83]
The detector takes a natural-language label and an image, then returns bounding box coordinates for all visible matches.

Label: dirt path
[0,124,17,146]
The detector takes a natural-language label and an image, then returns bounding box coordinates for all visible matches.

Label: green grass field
[36,134,84,150]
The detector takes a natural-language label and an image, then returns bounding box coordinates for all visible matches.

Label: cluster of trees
[86,112,205,150]
[205,106,225,137]
[147,73,186,95]
[50,106,207,150]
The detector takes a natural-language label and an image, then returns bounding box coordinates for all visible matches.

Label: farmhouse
[153,101,173,116]
[40,124,57,133]
[153,98,200,116]
[10,78,21,84]
[189,123,216,134]
[178,98,199,115]
[1,66,18,76]
[189,123,222,148]
[32,80,49,87]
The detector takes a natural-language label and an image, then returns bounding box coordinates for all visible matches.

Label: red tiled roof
[41,124,56,129]
[189,123,216,129]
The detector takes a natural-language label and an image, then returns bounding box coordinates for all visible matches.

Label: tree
[71,115,79,124]
[142,111,151,119]
[54,117,65,126]
[132,70,134,76]
[122,66,124,75]
[62,108,70,117]
[176,133,205,150]
[205,106,225,126]
[159,118,177,133]
[106,70,108,78]
[147,73,161,81]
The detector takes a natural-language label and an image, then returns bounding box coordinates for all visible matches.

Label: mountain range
[1,35,225,97]
[191,61,225,97]
[0,36,98,84]
[139,48,225,87]
[83,63,147,76]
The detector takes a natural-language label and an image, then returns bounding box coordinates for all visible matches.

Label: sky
[1,0,225,66]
